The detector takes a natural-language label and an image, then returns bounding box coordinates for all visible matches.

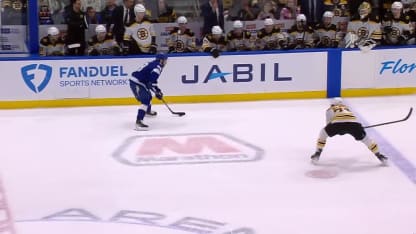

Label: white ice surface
[0,95,415,234]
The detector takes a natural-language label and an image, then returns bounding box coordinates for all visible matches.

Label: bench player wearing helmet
[344,1,382,52]
[167,16,197,53]
[87,25,121,56]
[201,25,227,58]
[123,4,157,55]
[39,26,66,56]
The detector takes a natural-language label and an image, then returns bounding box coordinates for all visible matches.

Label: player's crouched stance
[310,98,388,166]
[129,53,168,130]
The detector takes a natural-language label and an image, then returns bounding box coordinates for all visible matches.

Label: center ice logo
[113,133,263,166]
[21,64,52,93]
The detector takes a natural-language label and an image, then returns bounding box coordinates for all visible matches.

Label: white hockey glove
[358,39,377,53]
[344,32,358,48]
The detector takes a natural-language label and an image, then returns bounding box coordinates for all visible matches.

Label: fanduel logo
[181,63,292,83]
[21,64,52,93]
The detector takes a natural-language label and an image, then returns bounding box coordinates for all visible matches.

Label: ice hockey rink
[0,95,415,234]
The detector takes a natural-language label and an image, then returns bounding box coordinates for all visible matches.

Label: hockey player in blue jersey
[129,53,168,130]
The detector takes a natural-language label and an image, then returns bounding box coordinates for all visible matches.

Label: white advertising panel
[163,52,327,95]
[0,58,140,100]
[342,48,416,89]
[0,52,327,101]
[0,25,27,52]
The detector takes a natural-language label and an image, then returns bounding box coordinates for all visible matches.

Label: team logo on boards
[113,133,264,166]
[21,64,52,93]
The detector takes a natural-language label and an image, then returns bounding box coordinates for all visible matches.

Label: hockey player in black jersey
[314,11,340,48]
[382,1,413,45]
[311,98,388,166]
[288,14,315,49]
[344,1,382,51]
[167,16,197,53]
[256,18,289,50]
[87,25,121,56]
[39,26,66,56]
[226,20,255,51]
[123,4,157,55]
[201,25,227,58]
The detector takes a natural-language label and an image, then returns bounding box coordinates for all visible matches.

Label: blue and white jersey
[130,60,163,89]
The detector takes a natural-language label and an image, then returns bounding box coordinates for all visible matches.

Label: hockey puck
[305,169,338,179]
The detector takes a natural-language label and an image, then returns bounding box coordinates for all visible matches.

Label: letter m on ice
[138,136,240,155]
[113,133,263,166]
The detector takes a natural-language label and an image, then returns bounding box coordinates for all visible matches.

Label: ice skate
[146,110,157,117]
[375,153,388,166]
[135,120,149,131]
[310,149,322,164]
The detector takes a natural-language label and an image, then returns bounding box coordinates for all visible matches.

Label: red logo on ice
[113,133,263,166]
[137,136,240,155]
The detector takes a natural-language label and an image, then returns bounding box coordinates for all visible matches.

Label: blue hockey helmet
[155,53,168,61]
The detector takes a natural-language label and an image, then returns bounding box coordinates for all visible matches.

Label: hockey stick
[364,107,413,128]
[161,98,186,116]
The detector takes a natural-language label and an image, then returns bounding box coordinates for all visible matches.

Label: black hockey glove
[210,48,220,58]
[398,35,409,45]
[88,49,100,56]
[149,44,157,54]
[151,85,161,93]
[384,26,393,34]
[101,47,111,55]
[112,46,121,55]
[122,42,130,56]
[155,90,163,100]
[315,41,324,48]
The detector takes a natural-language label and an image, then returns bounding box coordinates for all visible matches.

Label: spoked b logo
[21,64,52,93]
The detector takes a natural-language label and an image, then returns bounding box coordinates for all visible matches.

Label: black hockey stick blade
[161,98,186,117]
[364,107,412,128]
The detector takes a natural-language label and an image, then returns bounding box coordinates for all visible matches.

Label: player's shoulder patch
[206,34,214,41]
[105,33,114,40]
[220,36,227,44]
[257,29,265,37]
[184,29,194,36]
[288,25,297,33]
[40,37,49,45]
[128,22,137,28]
[349,14,361,22]
[141,17,153,24]
[170,26,179,34]
[273,27,281,33]
[370,15,380,23]
[57,38,65,44]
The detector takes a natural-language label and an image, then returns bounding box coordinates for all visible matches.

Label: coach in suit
[112,0,135,44]
[299,0,325,25]
[201,0,224,36]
